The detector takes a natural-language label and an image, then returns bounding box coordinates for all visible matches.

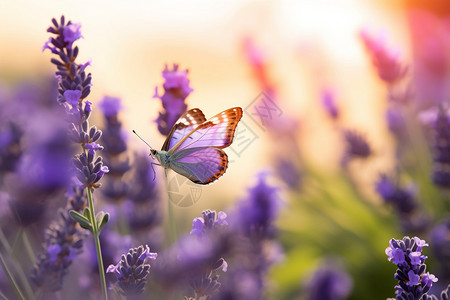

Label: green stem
[164,170,177,244]
[0,289,9,300]
[21,229,36,265]
[0,229,11,253]
[0,228,34,299]
[0,252,25,300]
[87,187,108,300]
[168,198,176,243]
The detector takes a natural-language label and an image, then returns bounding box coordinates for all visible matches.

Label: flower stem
[0,228,34,299]
[87,187,108,300]
[0,252,25,300]
[21,229,36,265]
[164,169,177,244]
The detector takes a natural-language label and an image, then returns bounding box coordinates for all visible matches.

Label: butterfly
[135,107,243,185]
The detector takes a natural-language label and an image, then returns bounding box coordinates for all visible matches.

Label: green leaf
[83,207,91,220]
[95,211,109,231]
[69,210,93,232]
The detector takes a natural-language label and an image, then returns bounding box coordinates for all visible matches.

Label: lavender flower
[408,11,449,109]
[18,126,73,190]
[106,245,157,296]
[274,158,302,190]
[185,210,229,298]
[9,123,73,226]
[215,173,283,299]
[321,88,339,120]
[341,129,372,166]
[190,209,228,238]
[44,17,91,110]
[32,15,109,297]
[360,29,407,84]
[31,186,87,292]
[124,152,161,239]
[386,106,407,139]
[303,261,353,300]
[235,172,282,239]
[73,148,109,189]
[385,236,438,299]
[0,122,22,174]
[375,174,417,214]
[99,96,130,201]
[431,218,450,286]
[43,16,106,191]
[432,108,450,188]
[151,210,231,298]
[153,64,193,135]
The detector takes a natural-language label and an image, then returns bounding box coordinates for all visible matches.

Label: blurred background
[1,0,450,299]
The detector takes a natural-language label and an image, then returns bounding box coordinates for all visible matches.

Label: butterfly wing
[168,107,243,154]
[161,108,207,151]
[168,147,228,185]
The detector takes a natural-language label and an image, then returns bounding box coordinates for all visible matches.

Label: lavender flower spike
[190,209,228,238]
[153,64,193,135]
[386,236,438,299]
[341,129,372,166]
[432,108,450,188]
[360,29,407,84]
[304,261,353,300]
[106,245,157,296]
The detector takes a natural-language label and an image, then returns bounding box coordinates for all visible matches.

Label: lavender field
[0,1,449,299]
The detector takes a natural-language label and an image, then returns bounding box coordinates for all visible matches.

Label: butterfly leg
[150,162,162,181]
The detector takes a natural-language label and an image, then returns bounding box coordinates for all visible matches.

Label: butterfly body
[150,107,242,185]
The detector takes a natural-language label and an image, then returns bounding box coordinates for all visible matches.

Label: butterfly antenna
[132,130,154,150]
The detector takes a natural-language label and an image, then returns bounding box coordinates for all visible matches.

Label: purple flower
[98,96,123,117]
[190,217,205,236]
[0,122,23,174]
[304,261,353,300]
[321,88,339,119]
[422,272,438,288]
[42,37,57,53]
[341,129,372,166]
[31,186,86,291]
[18,125,72,189]
[216,172,283,299]
[409,252,422,266]
[391,248,406,265]
[414,237,429,251]
[275,159,302,190]
[47,244,61,264]
[386,236,437,298]
[407,270,420,286]
[44,16,92,110]
[84,100,92,112]
[375,174,417,214]
[430,218,450,286]
[63,22,82,44]
[432,108,450,188]
[73,150,108,189]
[190,210,228,238]
[97,165,109,179]
[408,11,449,108]
[386,106,406,138]
[122,151,160,232]
[106,245,157,296]
[360,28,407,84]
[175,234,228,298]
[85,141,104,153]
[63,89,82,107]
[235,172,281,238]
[153,64,192,135]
